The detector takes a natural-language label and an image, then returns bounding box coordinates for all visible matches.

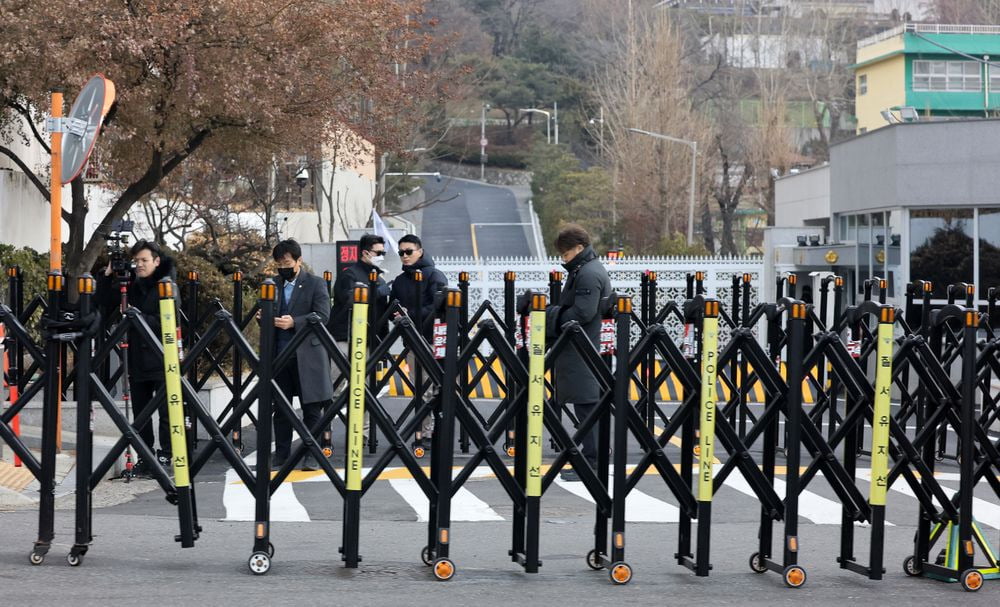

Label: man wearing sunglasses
[329,234,390,442]
[389,234,448,452]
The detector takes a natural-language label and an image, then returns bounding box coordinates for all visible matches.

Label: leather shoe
[302,455,320,471]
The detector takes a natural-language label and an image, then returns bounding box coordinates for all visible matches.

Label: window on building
[990,65,1000,91]
[858,74,868,95]
[980,208,1000,292]
[909,208,974,298]
[912,60,981,92]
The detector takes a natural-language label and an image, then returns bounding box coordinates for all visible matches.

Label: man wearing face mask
[329,234,390,441]
[271,239,334,470]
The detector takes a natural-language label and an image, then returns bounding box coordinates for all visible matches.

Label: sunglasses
[369,250,386,256]
[398,248,417,256]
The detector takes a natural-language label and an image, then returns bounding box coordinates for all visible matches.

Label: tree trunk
[657,143,670,240]
[700,200,715,253]
[720,207,737,256]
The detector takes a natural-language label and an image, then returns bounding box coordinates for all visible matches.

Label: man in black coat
[389,234,448,450]
[97,239,180,476]
[329,233,390,343]
[329,234,390,441]
[271,239,334,470]
[546,225,611,481]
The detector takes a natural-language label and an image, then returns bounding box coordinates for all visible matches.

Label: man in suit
[272,239,334,470]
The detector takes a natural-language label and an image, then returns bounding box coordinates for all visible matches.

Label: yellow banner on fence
[159,293,190,488]
[346,301,368,492]
[869,321,894,506]
[698,316,719,502]
[526,310,546,497]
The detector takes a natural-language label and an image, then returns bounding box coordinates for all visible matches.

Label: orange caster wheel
[609,562,632,585]
[433,558,456,581]
[961,569,984,592]
[783,564,806,588]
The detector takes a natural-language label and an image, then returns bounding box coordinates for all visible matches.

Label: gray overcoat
[275,270,334,404]
[546,246,611,405]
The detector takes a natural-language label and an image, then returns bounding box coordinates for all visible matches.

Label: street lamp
[628,127,698,246]
[378,146,429,214]
[520,108,551,144]
[481,103,491,181]
[588,107,605,158]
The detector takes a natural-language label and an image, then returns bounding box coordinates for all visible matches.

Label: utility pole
[480,103,490,181]
[554,101,559,145]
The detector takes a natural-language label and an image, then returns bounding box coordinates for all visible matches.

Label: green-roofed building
[853,23,1000,133]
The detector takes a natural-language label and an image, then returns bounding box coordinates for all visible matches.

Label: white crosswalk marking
[218,459,997,528]
[388,479,504,522]
[866,471,1000,530]
[719,468,854,525]
[223,469,310,522]
[553,476,679,522]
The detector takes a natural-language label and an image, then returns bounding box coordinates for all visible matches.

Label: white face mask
[370,255,385,267]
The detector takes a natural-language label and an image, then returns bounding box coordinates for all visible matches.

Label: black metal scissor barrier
[888,299,1000,591]
[68,276,254,565]
[245,281,446,574]
[0,272,56,565]
[606,295,784,582]
[708,298,873,587]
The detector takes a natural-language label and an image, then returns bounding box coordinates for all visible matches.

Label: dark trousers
[273,357,330,459]
[572,402,599,463]
[130,378,171,457]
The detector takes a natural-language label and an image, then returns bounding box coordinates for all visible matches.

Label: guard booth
[770,119,1000,310]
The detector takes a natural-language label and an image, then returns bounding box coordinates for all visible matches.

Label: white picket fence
[434,255,765,343]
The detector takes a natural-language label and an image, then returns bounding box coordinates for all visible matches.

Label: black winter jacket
[329,261,390,341]
[97,255,180,382]
[389,255,448,339]
[545,246,611,405]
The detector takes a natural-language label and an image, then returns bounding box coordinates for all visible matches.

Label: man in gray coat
[272,239,334,470]
[546,225,611,481]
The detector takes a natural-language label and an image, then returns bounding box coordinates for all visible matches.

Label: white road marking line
[553,475,678,522]
[387,479,504,522]
[222,468,310,522]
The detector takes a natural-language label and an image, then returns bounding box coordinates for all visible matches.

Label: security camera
[295,167,309,189]
[434,172,442,183]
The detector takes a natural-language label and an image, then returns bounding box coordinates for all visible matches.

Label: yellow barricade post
[342,284,368,568]
[157,278,196,547]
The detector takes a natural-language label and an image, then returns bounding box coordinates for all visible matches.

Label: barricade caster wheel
[248,552,271,575]
[960,569,984,592]
[749,552,767,573]
[609,562,632,585]
[433,558,456,581]
[585,549,604,570]
[506,446,516,457]
[67,553,83,567]
[421,545,435,566]
[902,555,921,577]
[29,551,44,566]
[268,542,275,558]
[782,564,806,588]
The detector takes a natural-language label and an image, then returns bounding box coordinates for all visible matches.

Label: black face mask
[277,267,296,281]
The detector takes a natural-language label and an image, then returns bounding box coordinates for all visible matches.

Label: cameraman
[97,239,179,477]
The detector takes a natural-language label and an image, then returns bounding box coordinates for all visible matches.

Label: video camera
[104,219,135,281]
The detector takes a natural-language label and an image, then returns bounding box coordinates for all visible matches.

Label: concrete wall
[832,119,1000,214]
[855,54,907,133]
[774,164,830,228]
